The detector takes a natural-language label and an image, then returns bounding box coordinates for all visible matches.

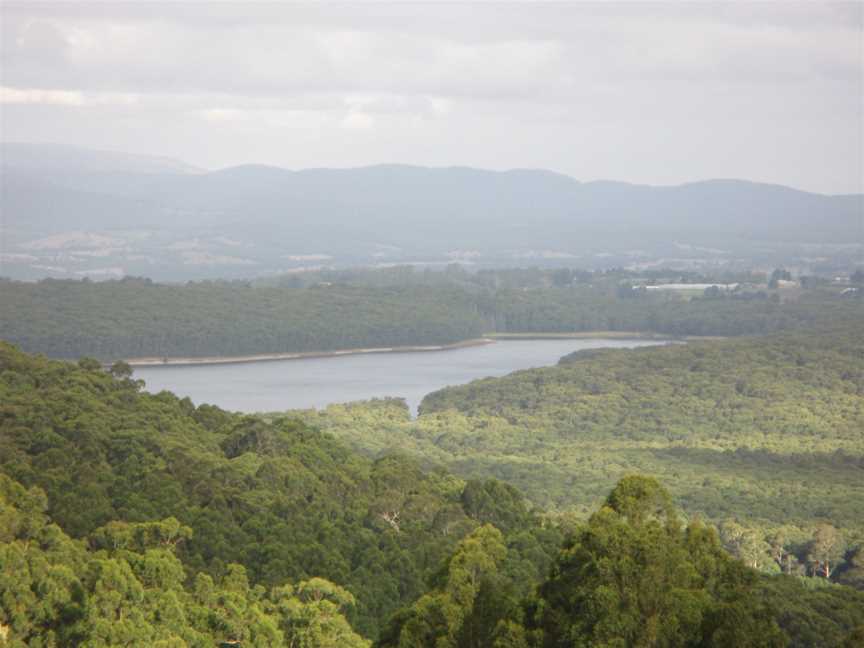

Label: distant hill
[1,142,861,280]
[0,141,202,176]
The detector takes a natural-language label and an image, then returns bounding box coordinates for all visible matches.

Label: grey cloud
[3,4,859,94]
[1,1,861,194]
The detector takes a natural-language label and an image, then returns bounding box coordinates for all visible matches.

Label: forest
[295,323,864,590]
[1,267,862,360]
[3,2,863,646]
[2,342,863,646]
[0,278,484,359]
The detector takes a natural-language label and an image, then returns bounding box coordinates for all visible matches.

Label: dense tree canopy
[300,325,864,520]
[0,279,485,359]
[1,270,860,360]
[532,476,786,647]
[376,478,864,648]
[0,473,370,647]
[2,268,864,646]
[0,342,560,641]
[298,324,864,602]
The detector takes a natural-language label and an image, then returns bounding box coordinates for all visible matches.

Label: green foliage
[0,279,485,359]
[0,342,559,641]
[2,273,861,360]
[0,475,87,647]
[380,525,514,648]
[532,477,787,647]
[0,473,370,647]
[757,576,864,648]
[303,326,864,536]
[3,283,864,646]
[270,578,370,648]
[379,477,864,647]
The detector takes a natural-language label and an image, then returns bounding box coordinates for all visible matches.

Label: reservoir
[134,338,666,413]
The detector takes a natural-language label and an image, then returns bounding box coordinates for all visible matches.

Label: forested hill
[416,324,864,525]
[0,341,561,641]
[301,324,864,598]
[3,143,861,281]
[2,342,863,646]
[0,280,485,359]
[2,273,863,360]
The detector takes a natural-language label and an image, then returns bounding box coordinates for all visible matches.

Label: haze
[2,1,862,194]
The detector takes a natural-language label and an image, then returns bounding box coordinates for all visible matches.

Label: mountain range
[1,142,861,280]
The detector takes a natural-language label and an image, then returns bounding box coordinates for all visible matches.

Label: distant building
[643,283,739,292]
[775,279,799,288]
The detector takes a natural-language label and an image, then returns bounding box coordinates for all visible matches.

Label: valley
[3,4,863,645]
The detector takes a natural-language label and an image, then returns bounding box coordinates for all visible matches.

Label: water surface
[135,338,665,413]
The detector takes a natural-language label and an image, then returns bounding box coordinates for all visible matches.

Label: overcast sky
[1,1,862,194]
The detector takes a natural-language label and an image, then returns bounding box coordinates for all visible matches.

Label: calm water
[134,339,666,413]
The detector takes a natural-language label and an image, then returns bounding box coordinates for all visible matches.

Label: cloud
[0,2,860,193]
[200,108,242,123]
[1,86,85,105]
[4,5,857,98]
[340,112,374,130]
[1,85,138,105]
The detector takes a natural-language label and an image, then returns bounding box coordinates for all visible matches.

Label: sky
[1,1,862,194]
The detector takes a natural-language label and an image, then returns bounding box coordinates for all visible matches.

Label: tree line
[1,270,861,360]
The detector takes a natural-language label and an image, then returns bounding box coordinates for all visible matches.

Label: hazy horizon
[2,5,864,643]
[2,2,862,195]
[3,139,860,197]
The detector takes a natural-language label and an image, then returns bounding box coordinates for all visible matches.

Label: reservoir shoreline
[132,337,670,413]
[124,331,698,368]
[124,337,496,367]
[486,331,669,340]
[486,331,722,341]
